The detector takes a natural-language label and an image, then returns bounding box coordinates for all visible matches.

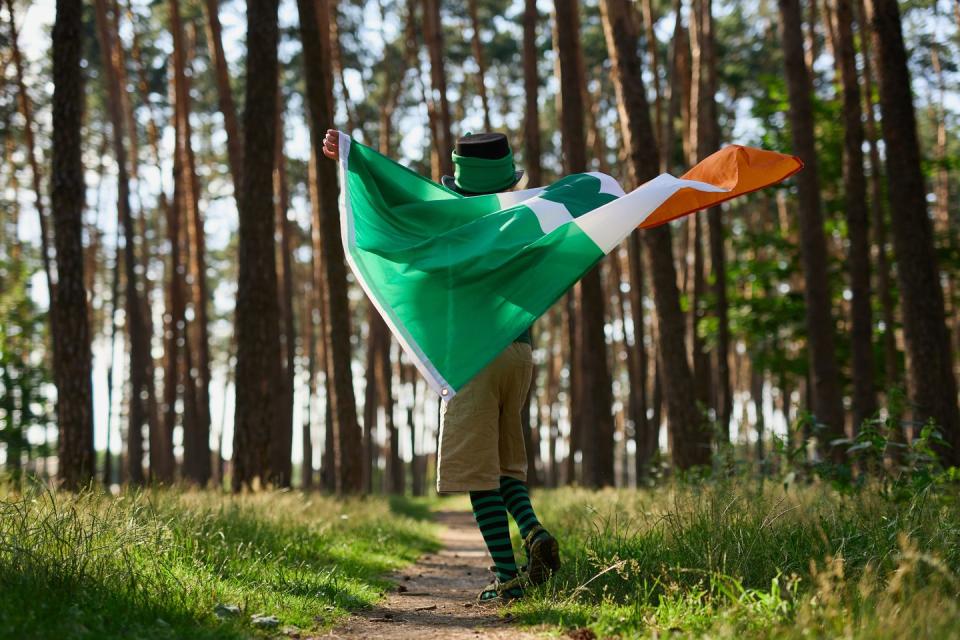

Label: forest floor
[330,510,546,639]
[2,478,959,638]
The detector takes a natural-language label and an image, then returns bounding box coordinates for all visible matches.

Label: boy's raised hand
[322,128,340,160]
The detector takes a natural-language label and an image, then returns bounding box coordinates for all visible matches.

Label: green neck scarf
[451,150,516,193]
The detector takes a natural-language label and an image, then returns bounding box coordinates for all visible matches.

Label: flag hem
[337,132,459,400]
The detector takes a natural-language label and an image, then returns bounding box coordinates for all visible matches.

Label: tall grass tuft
[512,479,960,638]
[0,483,438,639]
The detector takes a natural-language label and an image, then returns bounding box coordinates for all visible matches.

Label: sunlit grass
[0,483,439,639]
[511,481,960,638]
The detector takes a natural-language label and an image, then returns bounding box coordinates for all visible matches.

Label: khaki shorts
[436,342,533,493]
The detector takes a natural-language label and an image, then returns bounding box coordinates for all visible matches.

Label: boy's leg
[499,475,548,542]
[469,489,519,583]
[500,475,561,584]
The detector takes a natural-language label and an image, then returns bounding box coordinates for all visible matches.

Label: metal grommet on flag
[441,388,449,397]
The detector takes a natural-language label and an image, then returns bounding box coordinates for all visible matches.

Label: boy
[323,128,560,603]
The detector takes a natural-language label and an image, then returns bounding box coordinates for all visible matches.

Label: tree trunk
[522,0,542,187]
[308,154,336,493]
[691,0,731,440]
[274,90,295,487]
[805,0,820,72]
[855,0,899,403]
[778,0,846,460]
[626,235,653,479]
[661,0,684,172]
[94,0,154,485]
[158,103,184,484]
[865,0,960,463]
[330,0,360,137]
[752,365,765,461]
[640,0,662,150]
[363,307,381,494]
[302,275,316,489]
[202,0,243,189]
[114,0,163,484]
[381,339,402,494]
[691,215,711,409]
[834,0,877,430]
[298,0,363,493]
[51,0,95,490]
[521,342,539,487]
[376,99,403,494]
[233,0,283,490]
[168,0,212,485]
[928,43,957,386]
[600,0,710,469]
[856,0,903,424]
[467,0,491,130]
[423,0,453,177]
[6,0,55,300]
[554,0,616,488]
[562,294,577,483]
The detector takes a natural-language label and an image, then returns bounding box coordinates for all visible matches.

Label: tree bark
[274,89,295,487]
[233,0,283,490]
[640,0,662,150]
[855,0,898,405]
[626,235,654,478]
[600,0,710,469]
[778,0,846,460]
[928,42,957,386]
[51,0,95,490]
[691,0,731,440]
[423,0,453,176]
[805,0,820,73]
[554,0,616,487]
[865,0,960,462]
[94,0,154,485]
[661,0,684,172]
[113,0,163,478]
[467,0,491,130]
[202,0,243,189]
[5,0,55,300]
[362,307,381,494]
[381,338,402,493]
[834,0,877,430]
[375,84,403,494]
[298,0,363,493]
[169,0,212,485]
[307,154,336,493]
[159,97,184,484]
[522,0,542,187]
[302,275,316,489]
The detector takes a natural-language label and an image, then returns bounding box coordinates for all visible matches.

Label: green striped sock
[469,489,517,583]
[499,476,546,541]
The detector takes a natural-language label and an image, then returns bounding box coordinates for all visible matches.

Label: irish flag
[336,132,801,399]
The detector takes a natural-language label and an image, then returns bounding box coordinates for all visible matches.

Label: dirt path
[325,511,546,639]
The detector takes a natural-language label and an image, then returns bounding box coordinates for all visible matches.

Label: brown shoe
[523,524,560,585]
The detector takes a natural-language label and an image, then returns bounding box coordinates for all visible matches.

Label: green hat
[441,132,524,195]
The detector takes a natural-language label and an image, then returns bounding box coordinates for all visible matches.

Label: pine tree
[233,0,283,490]
[51,0,95,490]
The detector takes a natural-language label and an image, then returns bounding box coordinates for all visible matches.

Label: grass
[510,479,960,638]
[3,475,958,639]
[0,482,439,639]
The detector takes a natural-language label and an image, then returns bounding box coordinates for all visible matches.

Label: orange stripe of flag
[639,145,804,229]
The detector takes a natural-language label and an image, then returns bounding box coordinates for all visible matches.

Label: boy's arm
[322,128,340,160]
